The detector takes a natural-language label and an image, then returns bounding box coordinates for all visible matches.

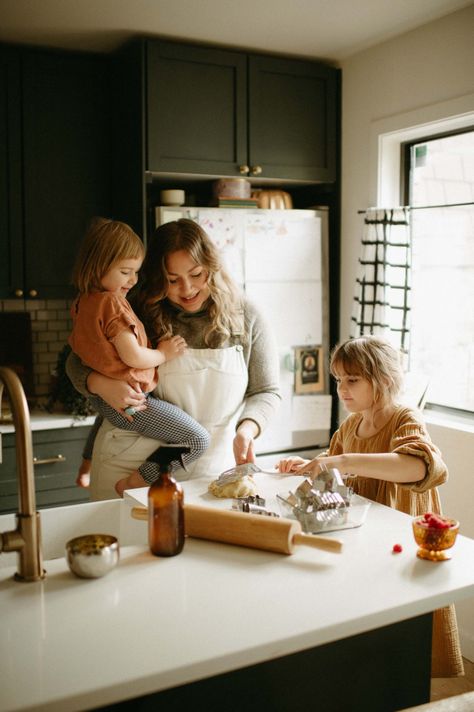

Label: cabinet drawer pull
[33,454,66,466]
[239,164,249,175]
[29,289,38,298]
[250,165,262,176]
[14,289,24,298]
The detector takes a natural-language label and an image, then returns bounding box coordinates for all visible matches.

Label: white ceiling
[0,0,472,62]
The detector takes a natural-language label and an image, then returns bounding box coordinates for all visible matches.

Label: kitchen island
[1,472,474,712]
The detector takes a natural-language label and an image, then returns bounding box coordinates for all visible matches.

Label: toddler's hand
[114,470,147,498]
[157,335,187,362]
[76,458,91,488]
[276,456,310,474]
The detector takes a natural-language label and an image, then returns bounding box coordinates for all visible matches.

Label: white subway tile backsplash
[0,298,73,404]
[24,300,46,310]
[37,331,55,343]
[2,301,24,312]
[48,320,69,332]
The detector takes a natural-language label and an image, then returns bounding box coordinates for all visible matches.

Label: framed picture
[294,346,324,394]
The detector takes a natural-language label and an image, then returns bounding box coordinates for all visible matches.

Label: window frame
[400,126,474,415]
[401,125,474,205]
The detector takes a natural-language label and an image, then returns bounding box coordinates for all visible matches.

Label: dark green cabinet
[248,54,337,182]
[111,39,339,238]
[0,426,92,513]
[0,45,112,300]
[0,46,22,297]
[147,42,248,177]
[145,40,338,182]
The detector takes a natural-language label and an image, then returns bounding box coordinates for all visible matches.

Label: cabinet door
[147,41,247,176]
[0,46,23,298]
[20,49,112,299]
[248,55,338,182]
[0,426,92,513]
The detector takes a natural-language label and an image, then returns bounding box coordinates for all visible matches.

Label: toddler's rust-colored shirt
[69,292,157,392]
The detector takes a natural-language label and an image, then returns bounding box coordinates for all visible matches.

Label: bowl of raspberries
[412,512,459,561]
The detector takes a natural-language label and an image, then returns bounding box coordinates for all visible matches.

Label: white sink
[0,498,147,570]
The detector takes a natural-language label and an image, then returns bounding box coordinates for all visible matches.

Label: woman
[67,218,281,499]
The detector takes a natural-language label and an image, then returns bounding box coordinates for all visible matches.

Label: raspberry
[421,512,451,529]
[392,543,403,553]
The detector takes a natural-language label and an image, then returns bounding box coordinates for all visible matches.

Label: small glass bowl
[412,517,459,561]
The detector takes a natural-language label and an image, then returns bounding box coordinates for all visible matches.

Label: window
[403,129,474,413]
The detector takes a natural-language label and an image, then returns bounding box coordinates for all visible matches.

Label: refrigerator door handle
[284,353,296,373]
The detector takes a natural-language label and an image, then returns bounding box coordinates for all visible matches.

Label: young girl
[69,217,210,495]
[278,336,463,678]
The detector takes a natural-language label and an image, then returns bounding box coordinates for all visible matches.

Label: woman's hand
[233,420,259,465]
[276,456,310,474]
[76,458,91,488]
[87,372,147,420]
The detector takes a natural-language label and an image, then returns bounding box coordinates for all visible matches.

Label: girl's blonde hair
[134,219,244,346]
[72,217,145,294]
[330,336,404,405]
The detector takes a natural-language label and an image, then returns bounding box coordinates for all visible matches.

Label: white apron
[89,345,248,500]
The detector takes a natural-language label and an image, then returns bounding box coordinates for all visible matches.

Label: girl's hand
[157,335,187,362]
[295,458,326,478]
[87,372,146,419]
[276,456,310,474]
[233,420,259,465]
[76,458,91,488]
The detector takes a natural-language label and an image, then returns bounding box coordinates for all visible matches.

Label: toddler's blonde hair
[330,336,404,405]
[72,217,145,294]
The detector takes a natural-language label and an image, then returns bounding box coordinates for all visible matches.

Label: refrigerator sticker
[197,209,245,286]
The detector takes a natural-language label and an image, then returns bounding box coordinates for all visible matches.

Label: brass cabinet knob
[250,165,263,176]
[28,289,38,298]
[239,164,249,175]
[14,289,24,298]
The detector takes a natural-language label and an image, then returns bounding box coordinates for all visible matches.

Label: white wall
[340,4,474,662]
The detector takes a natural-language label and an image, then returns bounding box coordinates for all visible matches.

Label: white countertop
[0,412,96,434]
[1,473,474,712]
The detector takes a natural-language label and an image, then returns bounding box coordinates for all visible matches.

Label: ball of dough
[208,474,257,499]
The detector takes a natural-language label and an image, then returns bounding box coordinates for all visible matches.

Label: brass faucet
[0,367,45,581]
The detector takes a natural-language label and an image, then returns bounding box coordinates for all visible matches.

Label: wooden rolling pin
[131,504,343,554]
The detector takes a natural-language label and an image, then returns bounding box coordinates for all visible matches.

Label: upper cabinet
[144,40,338,183]
[147,42,248,178]
[0,45,112,300]
[247,54,337,182]
[0,45,21,298]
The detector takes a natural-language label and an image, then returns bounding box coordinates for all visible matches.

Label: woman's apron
[89,345,248,500]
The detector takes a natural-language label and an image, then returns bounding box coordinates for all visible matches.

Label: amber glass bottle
[148,446,189,557]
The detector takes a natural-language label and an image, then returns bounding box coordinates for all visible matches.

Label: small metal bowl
[65,534,119,579]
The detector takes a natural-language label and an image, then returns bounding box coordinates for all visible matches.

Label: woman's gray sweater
[66,297,281,447]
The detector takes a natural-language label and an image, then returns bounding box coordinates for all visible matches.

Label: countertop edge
[0,412,96,433]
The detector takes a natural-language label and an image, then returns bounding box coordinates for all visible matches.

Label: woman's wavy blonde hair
[134,219,244,346]
[330,336,404,405]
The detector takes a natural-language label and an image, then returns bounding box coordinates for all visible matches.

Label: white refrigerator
[155,206,332,462]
